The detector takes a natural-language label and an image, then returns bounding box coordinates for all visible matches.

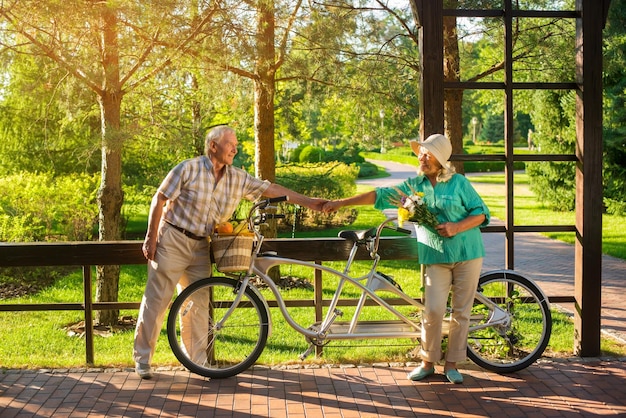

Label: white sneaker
[135,363,153,379]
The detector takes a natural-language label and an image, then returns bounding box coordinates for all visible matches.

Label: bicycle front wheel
[167,276,270,378]
[467,271,552,373]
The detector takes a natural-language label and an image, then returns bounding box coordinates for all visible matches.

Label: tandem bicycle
[167,197,552,378]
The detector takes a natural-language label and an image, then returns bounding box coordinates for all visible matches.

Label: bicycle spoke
[167,277,269,378]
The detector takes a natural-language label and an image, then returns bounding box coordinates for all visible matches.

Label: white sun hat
[409,134,452,167]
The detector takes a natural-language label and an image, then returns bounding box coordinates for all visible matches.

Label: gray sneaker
[135,363,153,379]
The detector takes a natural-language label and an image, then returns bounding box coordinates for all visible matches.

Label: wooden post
[83,265,95,365]
[315,262,323,357]
[574,0,605,356]
[410,0,445,138]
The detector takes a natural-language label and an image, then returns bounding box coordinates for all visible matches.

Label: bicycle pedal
[299,345,316,360]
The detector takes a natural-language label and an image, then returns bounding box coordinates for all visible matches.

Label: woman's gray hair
[417,163,456,182]
[204,125,235,156]
[437,164,456,182]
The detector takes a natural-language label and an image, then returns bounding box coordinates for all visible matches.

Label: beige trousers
[420,258,483,364]
[133,223,211,365]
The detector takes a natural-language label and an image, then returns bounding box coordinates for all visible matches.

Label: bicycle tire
[167,276,270,378]
[467,271,552,373]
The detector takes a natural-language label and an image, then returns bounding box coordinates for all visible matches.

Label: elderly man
[134,125,326,379]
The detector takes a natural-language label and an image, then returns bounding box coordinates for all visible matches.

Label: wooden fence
[0,230,573,365]
[0,236,419,364]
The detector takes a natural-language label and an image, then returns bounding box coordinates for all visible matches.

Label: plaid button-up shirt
[158,156,270,237]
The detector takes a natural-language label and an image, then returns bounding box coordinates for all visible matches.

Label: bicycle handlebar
[245,197,289,235]
[247,196,288,216]
[267,196,289,204]
[371,217,412,257]
[396,226,413,235]
[264,214,286,220]
[250,198,412,259]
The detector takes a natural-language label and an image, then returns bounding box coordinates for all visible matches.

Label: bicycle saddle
[338,228,376,243]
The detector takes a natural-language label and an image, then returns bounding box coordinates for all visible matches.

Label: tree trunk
[95,6,124,326]
[254,0,276,184]
[254,0,280,280]
[191,74,204,156]
[443,5,465,174]
[254,79,276,182]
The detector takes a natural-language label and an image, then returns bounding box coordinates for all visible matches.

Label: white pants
[133,223,211,365]
[420,258,483,364]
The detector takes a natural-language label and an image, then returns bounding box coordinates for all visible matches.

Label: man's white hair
[204,125,234,156]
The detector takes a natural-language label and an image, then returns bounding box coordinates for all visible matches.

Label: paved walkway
[2,359,626,417]
[2,160,626,417]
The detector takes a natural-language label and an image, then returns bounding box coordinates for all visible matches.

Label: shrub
[298,145,325,163]
[605,198,626,216]
[358,161,379,178]
[527,161,575,211]
[0,172,99,242]
[0,214,45,242]
[603,137,626,207]
[324,144,365,165]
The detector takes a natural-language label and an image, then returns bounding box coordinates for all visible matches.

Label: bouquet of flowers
[389,187,440,229]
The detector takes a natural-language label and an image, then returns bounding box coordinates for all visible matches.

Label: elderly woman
[322,134,490,384]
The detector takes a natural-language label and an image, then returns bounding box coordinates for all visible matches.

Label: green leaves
[0,172,99,242]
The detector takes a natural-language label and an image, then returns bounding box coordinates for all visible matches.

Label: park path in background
[360,159,626,345]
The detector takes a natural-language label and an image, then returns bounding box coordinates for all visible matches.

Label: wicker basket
[211,234,255,272]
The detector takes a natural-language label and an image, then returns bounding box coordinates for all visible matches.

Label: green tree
[525,90,577,210]
[478,112,505,144]
[276,1,421,149]
[0,0,219,326]
[602,0,626,213]
[455,0,575,174]
[0,54,99,176]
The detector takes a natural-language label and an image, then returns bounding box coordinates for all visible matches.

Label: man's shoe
[407,365,435,381]
[135,363,154,379]
[445,369,463,384]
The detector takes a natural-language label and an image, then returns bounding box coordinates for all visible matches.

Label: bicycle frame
[250,254,424,340]
[216,215,510,344]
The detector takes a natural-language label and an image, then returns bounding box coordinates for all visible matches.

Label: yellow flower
[398,207,410,224]
[388,187,438,229]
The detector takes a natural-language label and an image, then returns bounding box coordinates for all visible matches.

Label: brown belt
[165,222,205,241]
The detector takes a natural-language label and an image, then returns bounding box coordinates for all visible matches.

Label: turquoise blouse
[374,173,490,265]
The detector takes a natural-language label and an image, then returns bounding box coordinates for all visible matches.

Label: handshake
[304,196,342,213]
[318,191,373,214]
[321,200,342,214]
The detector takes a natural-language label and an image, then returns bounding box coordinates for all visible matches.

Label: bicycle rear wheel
[467,271,552,373]
[167,277,270,378]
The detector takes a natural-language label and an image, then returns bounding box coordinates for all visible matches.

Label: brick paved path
[2,359,626,417]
